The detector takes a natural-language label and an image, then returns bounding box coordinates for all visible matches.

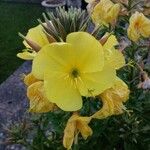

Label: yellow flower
[23,24,49,48]
[127,11,150,42]
[63,113,92,149]
[32,32,117,111]
[92,78,130,119]
[17,50,37,60]
[92,0,120,26]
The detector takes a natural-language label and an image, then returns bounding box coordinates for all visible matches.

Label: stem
[73,132,79,150]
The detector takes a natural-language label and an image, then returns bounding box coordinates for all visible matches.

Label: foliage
[0,2,44,83]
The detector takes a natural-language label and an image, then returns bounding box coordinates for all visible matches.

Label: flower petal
[27,81,55,113]
[76,118,93,140]
[63,115,76,150]
[92,77,130,119]
[23,25,49,48]
[103,35,118,50]
[24,73,39,86]
[66,32,104,73]
[77,64,116,96]
[44,71,82,111]
[17,51,37,60]
[103,35,125,69]
[32,43,74,80]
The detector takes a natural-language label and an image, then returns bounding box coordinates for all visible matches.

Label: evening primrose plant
[9,1,150,149]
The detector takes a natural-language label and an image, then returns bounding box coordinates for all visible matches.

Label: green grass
[0,2,44,83]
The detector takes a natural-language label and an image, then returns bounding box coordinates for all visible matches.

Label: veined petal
[92,77,130,119]
[27,81,55,113]
[106,3,120,23]
[63,114,92,149]
[66,32,104,73]
[103,35,125,69]
[17,51,36,60]
[44,71,82,111]
[92,95,114,119]
[32,43,75,80]
[63,115,76,150]
[23,25,49,48]
[105,48,125,69]
[76,117,93,140]
[24,73,40,86]
[77,64,116,97]
[139,14,150,37]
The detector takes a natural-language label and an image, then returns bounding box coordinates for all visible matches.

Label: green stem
[73,132,79,150]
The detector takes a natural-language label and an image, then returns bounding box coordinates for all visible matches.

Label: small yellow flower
[127,11,150,42]
[23,24,49,48]
[92,78,130,119]
[63,113,92,149]
[92,0,120,26]
[27,81,55,113]
[32,32,118,111]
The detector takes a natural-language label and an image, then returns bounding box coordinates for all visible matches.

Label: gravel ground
[0,61,31,150]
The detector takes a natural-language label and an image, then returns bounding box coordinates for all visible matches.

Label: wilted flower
[91,0,120,26]
[63,113,92,149]
[23,73,56,113]
[127,11,150,42]
[92,78,130,119]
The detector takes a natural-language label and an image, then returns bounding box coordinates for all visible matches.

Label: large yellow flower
[32,32,118,111]
[92,0,120,26]
[127,11,150,42]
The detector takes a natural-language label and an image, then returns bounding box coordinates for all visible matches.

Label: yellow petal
[92,78,129,118]
[103,35,125,69]
[66,32,104,73]
[27,81,55,113]
[63,115,76,150]
[139,13,150,37]
[92,95,114,119]
[92,0,119,26]
[127,12,150,41]
[63,114,92,149]
[32,43,74,80]
[24,73,40,86]
[103,35,119,50]
[77,64,116,97]
[17,51,36,60]
[23,25,49,48]
[108,77,130,103]
[106,3,120,23]
[44,71,82,111]
[77,117,93,140]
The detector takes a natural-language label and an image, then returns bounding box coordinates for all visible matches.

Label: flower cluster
[16,0,150,149]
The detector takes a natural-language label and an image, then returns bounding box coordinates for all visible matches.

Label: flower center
[71,68,80,78]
